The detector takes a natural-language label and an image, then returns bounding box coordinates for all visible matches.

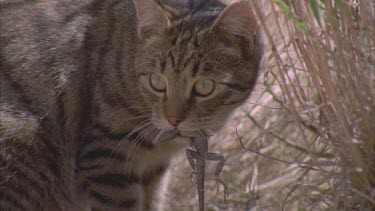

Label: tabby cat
[0,0,261,210]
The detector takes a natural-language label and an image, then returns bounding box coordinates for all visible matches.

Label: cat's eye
[193,79,215,97]
[149,73,166,92]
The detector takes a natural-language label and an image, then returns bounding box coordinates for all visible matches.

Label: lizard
[186,132,229,211]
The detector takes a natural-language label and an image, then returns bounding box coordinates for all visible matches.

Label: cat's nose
[167,117,183,127]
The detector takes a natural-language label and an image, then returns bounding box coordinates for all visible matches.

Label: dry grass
[167,0,374,210]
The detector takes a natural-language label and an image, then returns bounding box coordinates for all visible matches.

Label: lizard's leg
[207,152,229,202]
[186,149,199,187]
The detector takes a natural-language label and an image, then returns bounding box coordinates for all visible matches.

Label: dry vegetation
[166,0,374,210]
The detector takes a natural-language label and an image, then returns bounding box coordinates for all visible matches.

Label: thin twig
[235,127,323,172]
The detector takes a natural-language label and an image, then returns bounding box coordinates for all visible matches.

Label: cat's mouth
[151,129,180,144]
[152,129,213,144]
[151,129,194,144]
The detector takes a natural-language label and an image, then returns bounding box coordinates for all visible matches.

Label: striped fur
[0,0,262,210]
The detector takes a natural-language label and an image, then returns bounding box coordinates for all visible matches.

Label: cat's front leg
[77,139,168,211]
[81,171,166,211]
[85,181,144,210]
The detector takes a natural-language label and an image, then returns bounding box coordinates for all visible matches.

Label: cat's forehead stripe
[172,14,218,33]
[168,51,175,70]
[164,34,195,74]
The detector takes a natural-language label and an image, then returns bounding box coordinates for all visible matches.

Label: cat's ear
[133,0,171,40]
[211,1,257,42]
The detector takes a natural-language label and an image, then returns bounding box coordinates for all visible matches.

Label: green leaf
[295,20,309,34]
[272,0,291,15]
[319,182,330,190]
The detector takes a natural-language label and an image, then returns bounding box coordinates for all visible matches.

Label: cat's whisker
[105,122,152,167]
[128,125,157,173]
[115,112,152,129]
[121,127,154,174]
[152,129,165,144]
[124,123,154,172]
[119,120,153,151]
[110,109,153,119]
[110,119,153,162]
[126,124,156,172]
[100,109,152,131]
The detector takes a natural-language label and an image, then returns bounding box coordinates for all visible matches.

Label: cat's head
[133,0,262,137]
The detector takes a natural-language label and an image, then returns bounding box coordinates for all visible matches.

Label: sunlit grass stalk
[254,0,374,209]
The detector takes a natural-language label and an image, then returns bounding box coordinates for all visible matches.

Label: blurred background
[164,0,374,210]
